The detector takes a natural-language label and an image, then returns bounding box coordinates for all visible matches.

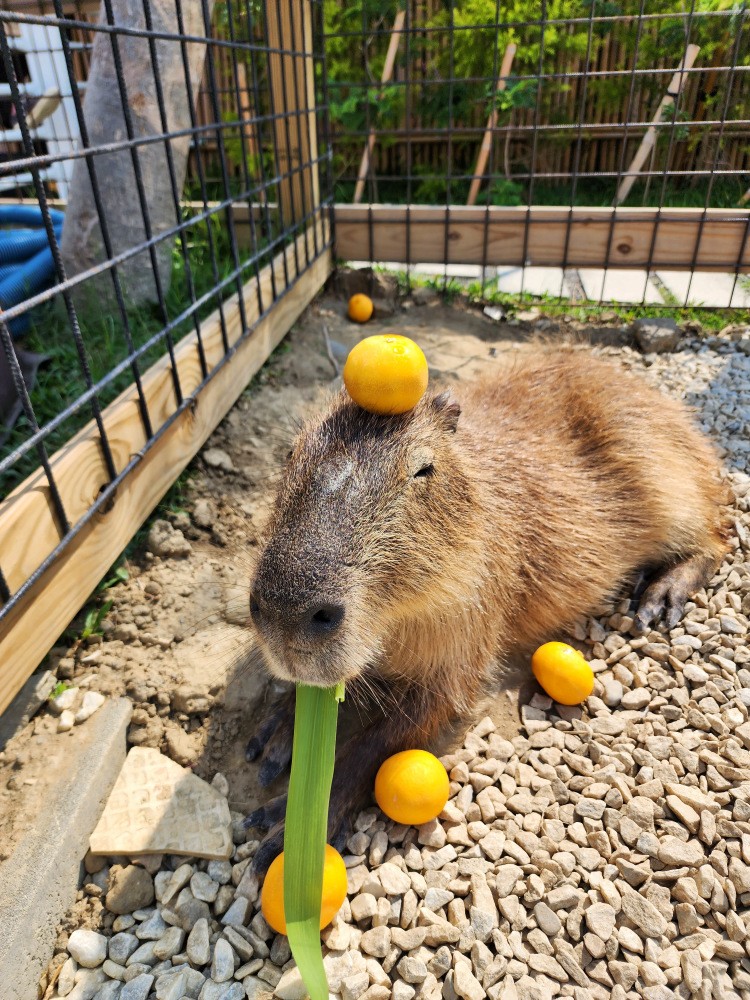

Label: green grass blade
[284,684,340,1000]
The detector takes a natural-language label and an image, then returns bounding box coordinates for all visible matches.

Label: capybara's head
[250,388,475,686]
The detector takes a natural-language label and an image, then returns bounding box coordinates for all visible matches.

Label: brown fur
[245,348,729,868]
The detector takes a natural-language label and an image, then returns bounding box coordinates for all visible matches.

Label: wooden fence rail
[334,204,750,272]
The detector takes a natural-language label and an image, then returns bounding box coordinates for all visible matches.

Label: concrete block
[0,697,132,1000]
[0,669,55,751]
[656,270,740,307]
[577,268,664,305]
[496,266,567,297]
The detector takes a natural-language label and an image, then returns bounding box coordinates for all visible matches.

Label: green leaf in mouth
[283,683,342,1000]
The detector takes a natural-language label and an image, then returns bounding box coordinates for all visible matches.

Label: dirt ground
[0,278,645,865]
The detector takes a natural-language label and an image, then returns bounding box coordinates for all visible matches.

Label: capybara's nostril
[303,602,345,637]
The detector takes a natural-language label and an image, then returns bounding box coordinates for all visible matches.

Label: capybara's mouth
[257,638,348,687]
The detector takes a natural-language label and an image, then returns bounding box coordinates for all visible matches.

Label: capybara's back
[459,349,729,651]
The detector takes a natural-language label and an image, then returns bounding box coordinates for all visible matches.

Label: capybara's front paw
[244,791,287,832]
[245,788,352,880]
[633,554,716,633]
[245,691,295,786]
[248,821,285,878]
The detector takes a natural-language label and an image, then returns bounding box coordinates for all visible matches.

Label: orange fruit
[531,641,595,705]
[375,749,449,826]
[260,844,347,936]
[348,293,374,324]
[343,334,429,415]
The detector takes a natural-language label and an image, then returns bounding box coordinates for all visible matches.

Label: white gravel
[51,327,750,1000]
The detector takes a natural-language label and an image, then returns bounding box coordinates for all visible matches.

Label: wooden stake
[237,61,258,160]
[467,44,517,206]
[353,10,405,205]
[614,45,700,207]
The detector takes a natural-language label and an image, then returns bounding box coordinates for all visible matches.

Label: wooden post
[353,10,405,205]
[614,45,700,207]
[467,44,517,206]
[266,0,320,228]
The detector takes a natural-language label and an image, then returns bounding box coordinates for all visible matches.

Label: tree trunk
[61,0,214,310]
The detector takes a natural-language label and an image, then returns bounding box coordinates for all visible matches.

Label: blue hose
[0,228,57,263]
[0,206,64,337]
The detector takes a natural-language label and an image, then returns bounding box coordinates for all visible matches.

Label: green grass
[522,178,748,210]
[464,279,748,330]
[426,275,464,302]
[49,680,70,700]
[61,557,129,645]
[376,265,747,331]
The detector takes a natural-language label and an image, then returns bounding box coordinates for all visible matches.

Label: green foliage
[324,0,750,200]
[438,0,590,83]
[428,276,464,300]
[65,595,114,644]
[63,556,130,645]
[489,177,523,205]
[50,680,71,701]
[96,562,129,594]
[80,600,114,640]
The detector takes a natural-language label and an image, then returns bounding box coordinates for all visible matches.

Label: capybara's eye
[414,464,434,479]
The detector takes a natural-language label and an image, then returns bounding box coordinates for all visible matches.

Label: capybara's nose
[300,601,345,638]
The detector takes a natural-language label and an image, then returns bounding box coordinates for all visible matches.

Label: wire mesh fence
[324,0,750,309]
[0,0,332,636]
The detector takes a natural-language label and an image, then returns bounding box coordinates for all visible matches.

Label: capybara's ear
[431,391,461,433]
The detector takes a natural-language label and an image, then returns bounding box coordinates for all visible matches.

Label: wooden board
[266,0,320,230]
[11,199,747,269]
[334,205,750,272]
[0,218,331,715]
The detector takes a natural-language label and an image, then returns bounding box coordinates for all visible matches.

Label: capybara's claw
[633,599,665,635]
[245,735,265,763]
[244,792,287,832]
[331,815,352,854]
[245,714,280,763]
[259,747,291,787]
[249,822,285,878]
[245,691,295,765]
[634,555,716,634]
[257,716,295,786]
